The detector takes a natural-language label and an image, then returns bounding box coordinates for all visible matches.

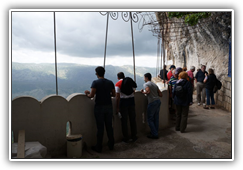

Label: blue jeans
[206,89,215,105]
[147,99,161,136]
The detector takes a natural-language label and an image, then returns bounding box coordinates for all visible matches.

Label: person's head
[172,69,176,76]
[144,73,152,82]
[117,72,125,80]
[169,65,176,71]
[163,65,167,70]
[201,65,206,72]
[95,66,105,78]
[182,67,187,71]
[190,66,195,72]
[179,71,189,80]
[174,67,182,78]
[208,68,214,75]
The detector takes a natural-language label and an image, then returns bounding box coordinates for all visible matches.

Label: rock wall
[156,12,232,111]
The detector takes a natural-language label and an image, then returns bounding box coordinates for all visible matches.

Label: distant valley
[12,62,156,101]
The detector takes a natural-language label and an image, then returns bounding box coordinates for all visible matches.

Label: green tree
[168,12,211,26]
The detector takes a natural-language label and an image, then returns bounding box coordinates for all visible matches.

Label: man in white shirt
[141,73,162,139]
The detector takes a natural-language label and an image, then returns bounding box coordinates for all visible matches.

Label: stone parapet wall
[216,77,232,112]
[11,89,169,157]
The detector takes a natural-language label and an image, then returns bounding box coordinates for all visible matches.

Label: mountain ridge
[12,62,156,101]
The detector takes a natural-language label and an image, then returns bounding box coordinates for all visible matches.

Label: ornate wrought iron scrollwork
[109,12,118,20]
[121,12,139,23]
[121,12,130,22]
[131,12,139,23]
[100,12,108,16]
[99,12,118,20]
[100,12,141,23]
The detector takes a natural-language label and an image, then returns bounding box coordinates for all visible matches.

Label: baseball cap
[169,65,176,69]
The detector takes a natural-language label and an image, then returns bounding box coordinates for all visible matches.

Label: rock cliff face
[155,12,232,111]
[156,12,231,80]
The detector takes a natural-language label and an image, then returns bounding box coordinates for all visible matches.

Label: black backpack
[121,77,137,95]
[174,81,187,99]
[213,78,222,93]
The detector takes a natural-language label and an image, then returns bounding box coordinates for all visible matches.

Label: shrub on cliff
[168,12,211,26]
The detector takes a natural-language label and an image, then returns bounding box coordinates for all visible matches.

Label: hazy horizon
[12,61,157,69]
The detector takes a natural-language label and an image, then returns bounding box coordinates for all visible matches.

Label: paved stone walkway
[58,94,231,160]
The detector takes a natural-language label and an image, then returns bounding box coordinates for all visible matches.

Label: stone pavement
[63,95,232,160]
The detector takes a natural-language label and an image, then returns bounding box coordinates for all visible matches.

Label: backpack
[174,81,187,99]
[213,78,222,93]
[121,77,137,95]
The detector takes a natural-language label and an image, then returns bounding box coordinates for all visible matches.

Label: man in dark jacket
[159,65,168,83]
[195,65,208,106]
[172,72,192,133]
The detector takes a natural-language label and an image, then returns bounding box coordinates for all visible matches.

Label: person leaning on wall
[84,66,116,153]
[141,73,162,139]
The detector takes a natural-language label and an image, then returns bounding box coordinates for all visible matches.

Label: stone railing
[216,77,232,112]
[12,89,169,157]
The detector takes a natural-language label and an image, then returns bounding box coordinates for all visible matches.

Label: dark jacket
[160,69,168,80]
[195,69,208,83]
[205,74,217,91]
[172,79,192,106]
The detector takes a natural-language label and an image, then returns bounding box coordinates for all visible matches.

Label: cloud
[12,11,158,60]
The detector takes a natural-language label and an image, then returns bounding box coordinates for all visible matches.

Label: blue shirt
[195,70,208,83]
[91,78,115,106]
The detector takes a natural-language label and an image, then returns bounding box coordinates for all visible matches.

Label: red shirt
[115,79,134,98]
[167,71,173,81]
[187,70,194,86]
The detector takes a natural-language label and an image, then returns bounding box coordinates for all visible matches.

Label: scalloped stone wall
[12,90,169,157]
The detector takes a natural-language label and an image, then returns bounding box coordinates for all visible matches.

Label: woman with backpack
[203,68,217,109]
[172,72,192,133]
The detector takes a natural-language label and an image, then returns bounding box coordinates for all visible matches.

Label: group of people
[84,64,217,153]
[84,66,162,153]
[158,64,218,133]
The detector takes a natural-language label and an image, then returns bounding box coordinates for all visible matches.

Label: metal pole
[130,12,136,82]
[162,33,166,87]
[156,37,160,77]
[103,12,109,69]
[53,12,58,95]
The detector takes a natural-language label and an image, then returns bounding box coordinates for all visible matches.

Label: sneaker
[203,103,206,106]
[198,103,201,106]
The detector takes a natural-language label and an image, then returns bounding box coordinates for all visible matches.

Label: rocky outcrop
[156,12,231,80]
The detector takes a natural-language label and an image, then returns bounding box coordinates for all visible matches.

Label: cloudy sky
[12,11,159,67]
